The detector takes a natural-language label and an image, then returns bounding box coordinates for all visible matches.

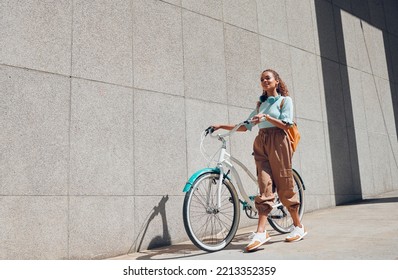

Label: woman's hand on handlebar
[207,124,248,134]
[251,114,268,124]
[204,125,220,136]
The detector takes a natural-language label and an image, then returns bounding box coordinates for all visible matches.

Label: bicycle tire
[267,169,305,234]
[183,172,240,252]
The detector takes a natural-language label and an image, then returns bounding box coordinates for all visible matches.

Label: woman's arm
[212,124,248,132]
[252,114,291,130]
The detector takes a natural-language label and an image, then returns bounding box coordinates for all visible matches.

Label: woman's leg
[285,205,307,242]
[267,129,306,240]
[257,214,268,233]
[245,133,273,251]
[253,133,275,231]
[254,162,274,231]
[289,207,301,227]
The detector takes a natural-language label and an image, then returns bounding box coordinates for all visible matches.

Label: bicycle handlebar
[205,117,266,139]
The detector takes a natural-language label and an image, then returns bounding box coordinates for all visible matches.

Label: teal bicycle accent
[183,167,231,193]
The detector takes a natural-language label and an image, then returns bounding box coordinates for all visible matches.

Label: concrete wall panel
[134,89,186,196]
[69,196,135,259]
[368,132,394,192]
[0,0,72,75]
[346,67,367,130]
[162,0,182,6]
[362,22,389,79]
[361,72,387,134]
[353,16,372,73]
[313,0,339,61]
[0,66,69,196]
[72,0,133,86]
[368,0,387,30]
[286,0,316,53]
[256,0,289,44]
[340,10,360,69]
[389,138,398,191]
[351,0,371,21]
[133,0,184,96]
[182,0,223,19]
[259,37,294,97]
[375,77,397,138]
[185,99,229,175]
[224,25,261,108]
[0,196,68,259]
[290,48,322,121]
[353,128,375,196]
[332,0,352,11]
[388,34,398,84]
[182,11,227,102]
[298,119,331,198]
[305,194,335,212]
[327,124,354,194]
[70,79,134,196]
[223,0,258,32]
[384,0,398,36]
[318,59,346,126]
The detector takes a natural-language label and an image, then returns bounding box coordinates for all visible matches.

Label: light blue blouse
[244,95,294,131]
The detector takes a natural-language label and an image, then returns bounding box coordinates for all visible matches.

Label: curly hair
[257,69,289,109]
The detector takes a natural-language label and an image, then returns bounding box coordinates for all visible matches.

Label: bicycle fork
[215,147,227,210]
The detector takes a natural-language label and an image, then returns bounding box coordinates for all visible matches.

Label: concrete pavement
[110,190,398,260]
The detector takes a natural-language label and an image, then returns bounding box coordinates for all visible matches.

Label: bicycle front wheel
[183,172,240,252]
[267,169,305,233]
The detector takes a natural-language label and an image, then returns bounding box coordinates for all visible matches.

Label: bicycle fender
[183,168,222,192]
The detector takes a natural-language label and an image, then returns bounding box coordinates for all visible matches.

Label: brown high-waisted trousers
[253,127,300,215]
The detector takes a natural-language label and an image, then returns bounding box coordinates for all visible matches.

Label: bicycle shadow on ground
[129,195,172,254]
[132,229,286,260]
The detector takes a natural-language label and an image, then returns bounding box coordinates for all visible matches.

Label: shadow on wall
[314,0,398,204]
[315,0,361,204]
[377,0,398,140]
[129,195,171,253]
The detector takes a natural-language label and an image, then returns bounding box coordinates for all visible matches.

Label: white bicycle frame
[208,121,283,213]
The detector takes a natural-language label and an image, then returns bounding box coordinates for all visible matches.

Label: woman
[212,69,307,252]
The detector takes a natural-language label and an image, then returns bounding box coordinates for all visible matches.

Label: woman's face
[261,71,279,93]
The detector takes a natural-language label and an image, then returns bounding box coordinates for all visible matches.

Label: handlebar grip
[204,126,215,136]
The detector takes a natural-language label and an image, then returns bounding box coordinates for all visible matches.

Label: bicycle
[182,120,306,252]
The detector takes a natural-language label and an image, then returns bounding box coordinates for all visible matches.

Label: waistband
[259,127,282,131]
[258,126,283,135]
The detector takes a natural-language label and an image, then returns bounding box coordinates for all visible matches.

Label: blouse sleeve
[280,97,294,125]
[244,109,257,131]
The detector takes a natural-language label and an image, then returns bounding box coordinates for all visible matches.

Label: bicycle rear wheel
[267,169,305,233]
[183,172,240,252]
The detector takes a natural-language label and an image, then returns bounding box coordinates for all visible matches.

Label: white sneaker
[245,231,271,252]
[285,225,307,242]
